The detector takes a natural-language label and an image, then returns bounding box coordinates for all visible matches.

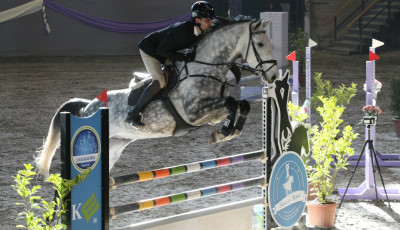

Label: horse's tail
[35,98,91,177]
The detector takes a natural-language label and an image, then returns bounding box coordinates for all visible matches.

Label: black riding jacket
[138,21,201,63]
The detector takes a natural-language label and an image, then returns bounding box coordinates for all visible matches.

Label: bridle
[178,21,277,96]
[243,22,277,78]
[191,21,277,76]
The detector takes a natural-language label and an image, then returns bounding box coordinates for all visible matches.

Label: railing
[325,0,395,50]
[347,0,380,28]
[350,0,394,51]
[324,0,372,41]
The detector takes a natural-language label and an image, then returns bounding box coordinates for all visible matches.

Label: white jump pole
[287,51,299,106]
[289,39,317,123]
[348,39,400,166]
[305,39,317,124]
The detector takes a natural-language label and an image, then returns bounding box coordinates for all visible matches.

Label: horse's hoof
[209,131,223,144]
[128,123,144,130]
[209,131,235,145]
[233,129,242,136]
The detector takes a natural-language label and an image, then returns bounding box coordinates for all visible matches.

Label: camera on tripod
[362,116,376,125]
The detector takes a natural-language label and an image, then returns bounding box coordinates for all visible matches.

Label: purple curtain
[229,0,241,17]
[44,0,190,34]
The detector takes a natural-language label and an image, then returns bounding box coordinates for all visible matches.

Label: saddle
[128,66,198,136]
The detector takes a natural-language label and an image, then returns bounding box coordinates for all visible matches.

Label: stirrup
[127,113,144,128]
[130,119,144,128]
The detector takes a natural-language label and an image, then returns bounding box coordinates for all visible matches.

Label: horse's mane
[194,15,255,46]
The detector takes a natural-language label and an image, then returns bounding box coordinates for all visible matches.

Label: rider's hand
[184,50,196,62]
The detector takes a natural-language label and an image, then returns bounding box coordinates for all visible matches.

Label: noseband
[244,22,277,78]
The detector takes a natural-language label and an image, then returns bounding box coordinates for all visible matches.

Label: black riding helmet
[191,1,215,21]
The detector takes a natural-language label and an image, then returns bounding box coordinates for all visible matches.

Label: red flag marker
[286,51,296,62]
[369,51,380,61]
[97,89,108,107]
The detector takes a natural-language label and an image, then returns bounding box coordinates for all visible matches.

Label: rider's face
[196,18,213,32]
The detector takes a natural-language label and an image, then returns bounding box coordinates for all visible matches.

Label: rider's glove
[184,50,196,62]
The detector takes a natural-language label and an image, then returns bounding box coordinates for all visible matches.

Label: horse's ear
[262,19,271,28]
[252,19,263,30]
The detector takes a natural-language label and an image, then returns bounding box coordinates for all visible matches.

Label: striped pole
[109,150,263,189]
[109,177,263,219]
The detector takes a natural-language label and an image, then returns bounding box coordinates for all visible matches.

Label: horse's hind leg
[233,100,251,136]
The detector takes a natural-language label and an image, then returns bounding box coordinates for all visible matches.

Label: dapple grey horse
[36,18,279,177]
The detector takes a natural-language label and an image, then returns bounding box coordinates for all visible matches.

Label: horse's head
[243,19,279,84]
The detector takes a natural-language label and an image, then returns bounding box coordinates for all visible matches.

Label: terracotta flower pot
[306,201,338,228]
[393,118,400,137]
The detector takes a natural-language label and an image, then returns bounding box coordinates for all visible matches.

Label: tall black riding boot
[125,80,161,128]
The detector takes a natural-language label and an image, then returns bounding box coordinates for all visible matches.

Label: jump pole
[109,150,263,189]
[110,177,264,217]
[305,39,317,124]
[348,39,400,167]
[287,51,299,106]
[289,39,317,124]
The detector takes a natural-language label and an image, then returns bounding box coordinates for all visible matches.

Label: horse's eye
[257,42,264,47]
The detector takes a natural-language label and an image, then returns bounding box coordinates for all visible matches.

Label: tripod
[339,124,391,208]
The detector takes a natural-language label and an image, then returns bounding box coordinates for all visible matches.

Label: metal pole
[262,86,272,229]
[305,47,311,123]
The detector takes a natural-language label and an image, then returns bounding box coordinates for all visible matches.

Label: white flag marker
[372,39,384,48]
[308,38,318,48]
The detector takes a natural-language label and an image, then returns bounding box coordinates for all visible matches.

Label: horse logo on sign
[268,152,308,228]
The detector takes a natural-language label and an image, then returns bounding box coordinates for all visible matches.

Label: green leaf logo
[81,193,100,222]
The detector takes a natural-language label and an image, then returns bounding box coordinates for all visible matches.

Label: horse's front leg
[209,97,239,144]
[233,99,251,136]
[219,96,238,136]
[209,99,250,144]
[185,96,238,144]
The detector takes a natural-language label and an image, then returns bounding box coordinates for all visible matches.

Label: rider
[125,1,215,128]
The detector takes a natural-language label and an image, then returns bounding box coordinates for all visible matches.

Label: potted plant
[289,28,309,86]
[306,96,358,228]
[287,101,319,201]
[390,74,400,137]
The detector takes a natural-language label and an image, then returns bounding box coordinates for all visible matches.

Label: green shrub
[12,164,89,230]
[311,72,357,123]
[308,97,359,203]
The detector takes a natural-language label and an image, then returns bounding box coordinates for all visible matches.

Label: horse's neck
[196,22,249,66]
